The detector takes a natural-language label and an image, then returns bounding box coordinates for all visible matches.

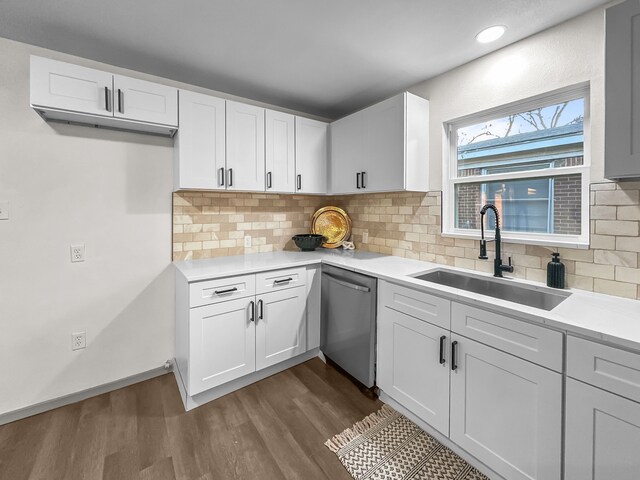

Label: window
[443,86,590,247]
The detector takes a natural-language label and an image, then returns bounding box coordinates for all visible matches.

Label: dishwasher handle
[323,273,371,293]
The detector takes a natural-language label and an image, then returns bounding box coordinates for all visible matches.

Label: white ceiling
[0,0,610,119]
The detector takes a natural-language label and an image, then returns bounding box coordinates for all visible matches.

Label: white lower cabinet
[565,378,640,480]
[189,297,256,395]
[449,334,562,480]
[377,280,563,480]
[377,306,450,436]
[256,286,307,370]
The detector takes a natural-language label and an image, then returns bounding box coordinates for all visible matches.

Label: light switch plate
[0,201,8,220]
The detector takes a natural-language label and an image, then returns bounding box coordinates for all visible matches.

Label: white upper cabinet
[329,92,429,194]
[174,90,226,191]
[265,110,295,193]
[30,56,113,117]
[605,0,640,179]
[113,75,178,126]
[226,101,266,192]
[30,55,178,136]
[295,117,328,194]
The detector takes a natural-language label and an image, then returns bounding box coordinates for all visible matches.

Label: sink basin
[411,269,571,311]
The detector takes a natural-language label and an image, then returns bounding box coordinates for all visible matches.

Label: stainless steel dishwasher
[321,265,377,388]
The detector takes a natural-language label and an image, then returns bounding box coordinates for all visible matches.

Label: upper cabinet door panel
[30,55,113,117]
[226,101,266,192]
[295,117,327,194]
[265,110,295,193]
[330,113,363,194]
[605,0,640,179]
[363,94,405,192]
[113,75,178,126]
[174,90,226,191]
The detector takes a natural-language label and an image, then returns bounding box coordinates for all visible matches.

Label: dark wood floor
[0,359,382,480]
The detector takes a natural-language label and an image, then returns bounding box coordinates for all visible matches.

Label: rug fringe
[325,404,396,453]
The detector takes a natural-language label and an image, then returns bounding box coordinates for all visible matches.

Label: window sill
[441,230,590,250]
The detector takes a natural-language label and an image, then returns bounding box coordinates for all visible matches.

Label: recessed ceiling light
[476,25,506,44]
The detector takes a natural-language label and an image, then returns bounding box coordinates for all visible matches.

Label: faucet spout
[478,203,513,277]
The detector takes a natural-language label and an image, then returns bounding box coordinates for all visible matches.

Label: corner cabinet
[377,280,563,480]
[175,265,320,410]
[30,55,178,136]
[605,0,640,179]
[295,117,328,194]
[329,92,429,194]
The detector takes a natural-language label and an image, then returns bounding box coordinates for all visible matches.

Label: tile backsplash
[173,182,640,300]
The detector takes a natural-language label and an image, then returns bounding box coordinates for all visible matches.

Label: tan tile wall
[173,181,640,301]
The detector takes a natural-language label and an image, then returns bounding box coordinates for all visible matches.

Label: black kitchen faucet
[478,204,514,278]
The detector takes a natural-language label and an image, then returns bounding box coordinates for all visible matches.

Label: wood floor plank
[0,359,379,480]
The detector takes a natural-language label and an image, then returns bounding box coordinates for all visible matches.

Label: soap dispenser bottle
[547,252,565,289]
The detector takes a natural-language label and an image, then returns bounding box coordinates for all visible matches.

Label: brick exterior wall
[554,174,582,235]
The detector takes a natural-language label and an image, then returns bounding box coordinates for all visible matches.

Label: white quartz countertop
[174,249,640,353]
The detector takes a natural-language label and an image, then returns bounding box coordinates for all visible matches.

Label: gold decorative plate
[312,206,352,248]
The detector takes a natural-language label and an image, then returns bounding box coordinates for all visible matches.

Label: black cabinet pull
[297,174,302,191]
[104,86,111,112]
[274,277,292,285]
[258,299,264,320]
[228,168,233,187]
[439,336,446,365]
[356,172,361,189]
[267,171,272,189]
[214,287,237,295]
[361,171,367,189]
[218,167,225,186]
[451,341,458,371]
[249,301,255,322]
[117,89,123,113]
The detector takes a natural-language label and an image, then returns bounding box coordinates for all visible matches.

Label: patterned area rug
[325,405,489,480]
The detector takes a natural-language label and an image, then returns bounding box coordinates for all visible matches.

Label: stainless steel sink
[412,269,571,311]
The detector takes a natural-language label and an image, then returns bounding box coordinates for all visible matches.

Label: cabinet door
[255,286,307,371]
[362,94,405,192]
[30,56,113,117]
[174,90,226,190]
[189,297,255,396]
[449,335,562,480]
[112,75,178,126]
[295,117,328,194]
[565,378,640,480]
[605,0,640,179]
[377,306,450,436]
[265,110,295,193]
[226,101,266,191]
[330,113,363,194]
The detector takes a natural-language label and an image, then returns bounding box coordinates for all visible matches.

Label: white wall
[0,37,322,417]
[410,6,606,190]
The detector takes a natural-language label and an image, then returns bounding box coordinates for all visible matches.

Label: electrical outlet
[362,230,369,244]
[0,201,8,220]
[244,235,252,248]
[70,244,85,263]
[71,332,86,351]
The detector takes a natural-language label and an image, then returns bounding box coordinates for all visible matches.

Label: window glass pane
[456,98,584,177]
[454,174,582,235]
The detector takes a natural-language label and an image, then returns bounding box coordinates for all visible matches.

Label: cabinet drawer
[379,281,450,330]
[189,274,255,307]
[451,303,563,372]
[255,267,306,294]
[567,335,640,403]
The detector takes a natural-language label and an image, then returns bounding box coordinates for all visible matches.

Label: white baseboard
[0,364,171,426]
[175,348,320,411]
[379,391,504,480]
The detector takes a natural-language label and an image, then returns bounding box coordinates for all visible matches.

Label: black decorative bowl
[292,234,326,251]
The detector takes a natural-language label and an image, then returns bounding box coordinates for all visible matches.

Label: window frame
[442,84,591,248]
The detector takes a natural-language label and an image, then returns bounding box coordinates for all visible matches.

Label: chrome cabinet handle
[104,87,111,112]
[214,287,237,295]
[249,301,255,322]
[218,167,225,187]
[117,89,124,113]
